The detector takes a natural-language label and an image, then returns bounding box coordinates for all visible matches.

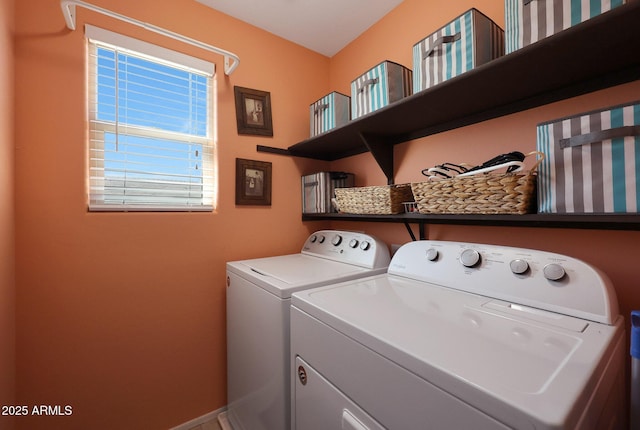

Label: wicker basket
[334,184,414,214]
[411,154,543,215]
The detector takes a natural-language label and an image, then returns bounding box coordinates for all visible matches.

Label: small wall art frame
[235,158,272,206]
[234,86,273,136]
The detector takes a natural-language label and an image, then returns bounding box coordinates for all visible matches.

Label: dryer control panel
[389,240,618,325]
[302,230,390,269]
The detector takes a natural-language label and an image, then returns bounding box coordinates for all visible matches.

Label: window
[86,26,215,211]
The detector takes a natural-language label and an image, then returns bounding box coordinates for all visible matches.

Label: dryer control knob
[310,235,318,243]
[425,248,439,261]
[349,239,359,248]
[460,249,481,268]
[332,235,342,246]
[360,241,371,251]
[543,263,566,281]
[510,259,529,275]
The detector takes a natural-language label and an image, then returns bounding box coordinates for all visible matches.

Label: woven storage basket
[411,154,542,215]
[334,184,414,214]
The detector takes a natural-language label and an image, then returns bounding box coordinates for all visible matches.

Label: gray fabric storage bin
[412,8,504,92]
[310,92,351,137]
[350,61,412,120]
[537,100,640,213]
[505,0,626,54]
[302,172,355,214]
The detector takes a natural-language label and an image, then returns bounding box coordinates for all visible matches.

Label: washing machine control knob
[316,235,325,243]
[360,241,371,251]
[349,239,359,248]
[543,263,566,281]
[425,248,439,261]
[332,235,342,246]
[510,259,529,275]
[460,249,481,268]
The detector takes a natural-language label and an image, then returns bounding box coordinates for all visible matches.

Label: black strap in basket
[464,151,526,174]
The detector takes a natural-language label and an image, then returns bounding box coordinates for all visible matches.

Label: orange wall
[12,0,640,428]
[0,0,15,428]
[14,0,328,428]
[327,0,640,376]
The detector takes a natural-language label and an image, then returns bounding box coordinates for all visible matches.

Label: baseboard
[217,411,232,430]
[168,406,227,430]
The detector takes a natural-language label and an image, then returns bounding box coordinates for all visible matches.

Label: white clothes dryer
[219,230,390,430]
[291,240,625,430]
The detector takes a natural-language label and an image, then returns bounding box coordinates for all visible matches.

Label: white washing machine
[219,230,390,430]
[291,240,626,430]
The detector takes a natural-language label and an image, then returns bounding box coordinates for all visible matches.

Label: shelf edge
[301,213,640,231]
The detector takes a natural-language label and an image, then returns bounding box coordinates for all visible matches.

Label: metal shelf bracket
[359,133,395,185]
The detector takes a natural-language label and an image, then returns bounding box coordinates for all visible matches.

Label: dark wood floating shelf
[258,2,640,181]
[302,213,640,232]
[262,2,640,232]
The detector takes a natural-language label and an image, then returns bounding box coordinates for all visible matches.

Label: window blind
[86,25,215,211]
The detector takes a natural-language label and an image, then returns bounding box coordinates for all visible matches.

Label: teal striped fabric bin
[351,61,412,120]
[413,8,504,93]
[309,92,351,137]
[505,0,626,54]
[537,100,640,213]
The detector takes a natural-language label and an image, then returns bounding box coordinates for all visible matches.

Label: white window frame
[86,25,216,212]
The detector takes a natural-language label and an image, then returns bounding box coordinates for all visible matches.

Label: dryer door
[294,356,385,430]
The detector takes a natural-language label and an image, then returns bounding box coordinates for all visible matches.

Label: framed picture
[235,158,272,206]
[234,86,273,136]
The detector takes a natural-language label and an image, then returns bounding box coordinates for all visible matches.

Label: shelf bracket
[359,133,394,185]
[404,220,427,241]
[403,222,417,241]
[256,145,292,156]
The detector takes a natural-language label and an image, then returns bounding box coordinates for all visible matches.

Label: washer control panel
[302,230,390,269]
[389,240,618,324]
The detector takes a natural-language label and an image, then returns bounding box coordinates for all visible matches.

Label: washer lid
[227,254,384,298]
[292,275,623,428]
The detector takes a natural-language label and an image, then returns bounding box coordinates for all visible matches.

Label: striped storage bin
[351,61,412,120]
[302,172,355,214]
[505,0,626,54]
[413,8,504,93]
[537,100,640,213]
[309,92,351,137]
